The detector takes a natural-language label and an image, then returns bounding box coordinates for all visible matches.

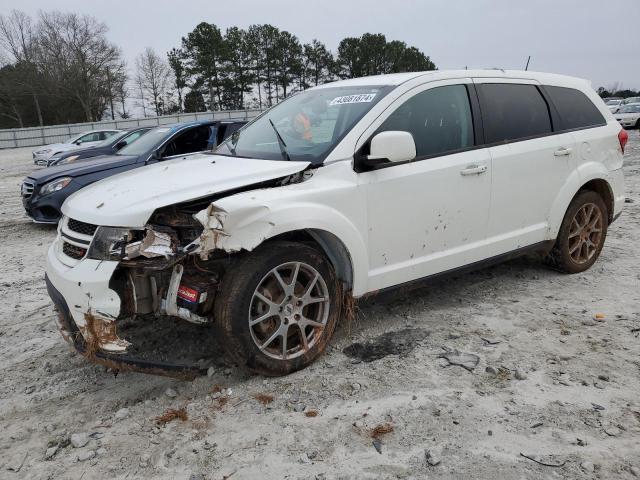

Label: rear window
[545,86,606,131]
[478,84,552,144]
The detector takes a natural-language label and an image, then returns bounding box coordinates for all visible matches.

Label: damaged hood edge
[62,154,311,227]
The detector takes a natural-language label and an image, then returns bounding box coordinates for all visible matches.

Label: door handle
[460,164,488,176]
[554,147,573,156]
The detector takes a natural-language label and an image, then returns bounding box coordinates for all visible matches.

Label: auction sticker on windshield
[329,93,377,106]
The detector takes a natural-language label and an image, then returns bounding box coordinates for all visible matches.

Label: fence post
[12,130,17,149]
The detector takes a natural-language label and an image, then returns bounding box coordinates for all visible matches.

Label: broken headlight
[86,226,139,261]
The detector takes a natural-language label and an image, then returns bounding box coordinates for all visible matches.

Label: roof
[311,69,593,90]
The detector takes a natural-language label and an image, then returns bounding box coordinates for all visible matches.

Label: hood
[616,112,639,118]
[28,155,138,184]
[33,142,70,153]
[62,154,311,227]
[57,145,107,160]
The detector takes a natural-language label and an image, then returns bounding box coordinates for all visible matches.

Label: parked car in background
[47,127,152,167]
[614,103,640,128]
[32,130,121,165]
[605,99,623,113]
[621,96,640,106]
[22,120,246,223]
[42,70,626,377]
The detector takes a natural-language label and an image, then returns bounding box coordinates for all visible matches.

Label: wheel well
[578,179,614,223]
[264,229,354,291]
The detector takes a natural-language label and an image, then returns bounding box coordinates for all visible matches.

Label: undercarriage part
[48,275,217,379]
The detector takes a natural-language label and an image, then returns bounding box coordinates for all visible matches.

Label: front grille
[62,242,87,260]
[22,181,34,199]
[67,218,98,236]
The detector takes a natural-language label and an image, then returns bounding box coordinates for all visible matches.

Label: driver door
[358,80,492,292]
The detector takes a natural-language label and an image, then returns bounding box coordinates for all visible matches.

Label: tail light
[618,128,628,153]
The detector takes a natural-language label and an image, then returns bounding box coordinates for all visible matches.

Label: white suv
[45,70,627,376]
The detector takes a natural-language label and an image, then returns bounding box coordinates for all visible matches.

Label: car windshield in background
[117,126,173,156]
[215,85,393,163]
[620,105,640,113]
[95,130,128,147]
[606,100,621,105]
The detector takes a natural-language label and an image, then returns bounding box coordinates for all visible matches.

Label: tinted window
[478,84,552,144]
[545,86,606,130]
[378,84,474,158]
[78,132,102,143]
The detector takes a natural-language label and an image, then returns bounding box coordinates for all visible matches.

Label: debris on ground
[304,410,319,417]
[70,433,89,448]
[155,407,188,425]
[425,447,442,466]
[370,423,394,439]
[372,439,383,454]
[253,393,274,405]
[520,453,566,467]
[438,347,480,371]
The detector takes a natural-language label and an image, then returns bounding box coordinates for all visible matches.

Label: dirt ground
[0,136,639,480]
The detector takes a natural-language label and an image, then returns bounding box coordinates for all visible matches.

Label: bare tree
[0,10,43,125]
[136,47,172,116]
[37,11,124,122]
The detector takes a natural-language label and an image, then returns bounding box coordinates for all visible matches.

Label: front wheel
[214,241,342,375]
[547,190,608,273]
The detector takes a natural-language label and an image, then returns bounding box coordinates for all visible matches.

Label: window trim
[354,83,481,172]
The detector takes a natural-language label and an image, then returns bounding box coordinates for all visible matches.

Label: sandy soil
[0,137,639,480]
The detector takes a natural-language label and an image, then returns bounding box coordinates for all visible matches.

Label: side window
[78,132,101,143]
[545,86,606,131]
[478,84,552,144]
[378,84,474,158]
[163,126,211,157]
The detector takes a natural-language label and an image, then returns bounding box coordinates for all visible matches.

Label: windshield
[215,85,393,163]
[623,97,640,104]
[620,104,640,113]
[606,100,621,105]
[117,126,173,156]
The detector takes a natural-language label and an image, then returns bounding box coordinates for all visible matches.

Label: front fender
[191,193,370,296]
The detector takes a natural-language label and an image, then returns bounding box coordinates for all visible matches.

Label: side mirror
[368,131,416,164]
[115,140,127,150]
[74,140,82,145]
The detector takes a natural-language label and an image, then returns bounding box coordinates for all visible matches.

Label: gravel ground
[0,136,639,480]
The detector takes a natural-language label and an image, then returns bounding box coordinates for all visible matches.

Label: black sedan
[46,127,152,167]
[22,119,246,223]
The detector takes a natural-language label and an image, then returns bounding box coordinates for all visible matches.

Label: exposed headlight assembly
[86,227,175,261]
[86,227,138,261]
[40,177,72,196]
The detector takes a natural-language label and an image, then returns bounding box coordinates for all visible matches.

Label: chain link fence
[0,109,263,149]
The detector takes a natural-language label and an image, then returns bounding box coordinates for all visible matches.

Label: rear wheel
[547,190,608,273]
[214,241,342,375]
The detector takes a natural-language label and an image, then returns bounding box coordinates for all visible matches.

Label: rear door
[474,80,577,254]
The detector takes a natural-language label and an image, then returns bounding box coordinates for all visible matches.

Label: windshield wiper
[268,118,291,161]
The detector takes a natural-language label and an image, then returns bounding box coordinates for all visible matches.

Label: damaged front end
[49,174,308,377]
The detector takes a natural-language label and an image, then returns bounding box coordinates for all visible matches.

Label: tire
[635,119,640,129]
[547,190,608,274]
[214,241,342,375]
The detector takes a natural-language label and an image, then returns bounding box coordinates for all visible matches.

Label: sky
[2,0,640,90]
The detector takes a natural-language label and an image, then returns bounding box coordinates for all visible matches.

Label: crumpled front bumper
[45,245,204,378]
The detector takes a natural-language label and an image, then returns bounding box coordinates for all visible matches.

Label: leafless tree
[37,11,125,122]
[0,10,43,125]
[135,47,172,116]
